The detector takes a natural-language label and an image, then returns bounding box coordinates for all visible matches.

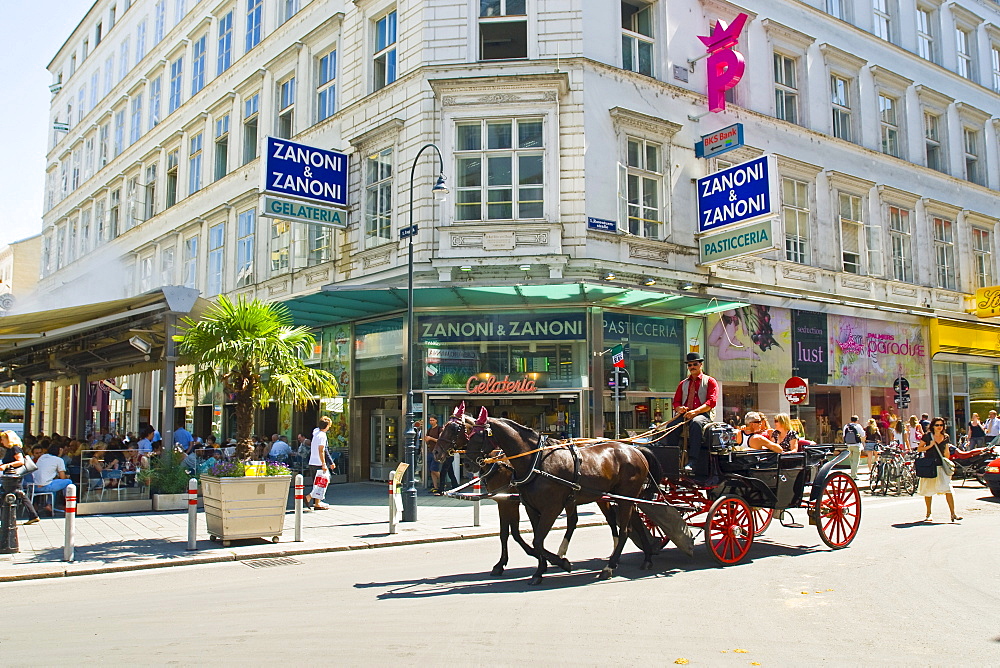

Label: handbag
[17,456,38,475]
[940,453,955,477]
[914,454,937,478]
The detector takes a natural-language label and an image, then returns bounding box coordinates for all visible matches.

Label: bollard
[388,476,397,535]
[0,475,22,554]
[294,474,303,542]
[186,478,198,551]
[473,476,481,527]
[63,483,77,562]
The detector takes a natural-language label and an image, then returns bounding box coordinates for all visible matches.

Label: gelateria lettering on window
[466,375,538,395]
[698,13,749,113]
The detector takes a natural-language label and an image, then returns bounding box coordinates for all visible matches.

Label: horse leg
[600,503,636,580]
[528,505,563,586]
[557,504,576,557]
[492,498,516,576]
[631,512,655,571]
[597,500,618,555]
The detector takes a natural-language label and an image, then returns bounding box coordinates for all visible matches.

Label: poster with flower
[828,315,927,388]
[707,305,792,384]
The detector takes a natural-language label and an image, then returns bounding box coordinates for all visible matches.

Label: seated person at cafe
[198,450,219,476]
[33,444,74,507]
[268,436,292,462]
[181,449,200,475]
[741,412,784,453]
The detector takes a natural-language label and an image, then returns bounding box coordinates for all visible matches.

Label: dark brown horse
[438,405,660,585]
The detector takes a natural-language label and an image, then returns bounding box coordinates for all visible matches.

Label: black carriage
[633,423,862,565]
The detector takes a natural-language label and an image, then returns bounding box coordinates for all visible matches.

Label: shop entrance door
[953,394,969,442]
[369,408,400,481]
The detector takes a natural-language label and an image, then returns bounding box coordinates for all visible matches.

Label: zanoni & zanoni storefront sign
[466,375,539,394]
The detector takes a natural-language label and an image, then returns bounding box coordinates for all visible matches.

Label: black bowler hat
[685,352,704,363]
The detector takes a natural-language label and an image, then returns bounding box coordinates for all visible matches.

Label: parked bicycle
[869,441,917,496]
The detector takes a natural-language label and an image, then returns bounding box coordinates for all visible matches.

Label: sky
[0,0,95,247]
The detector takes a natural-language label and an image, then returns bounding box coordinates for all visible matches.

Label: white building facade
[35,0,1000,479]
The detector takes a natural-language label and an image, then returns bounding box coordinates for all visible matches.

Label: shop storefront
[929,318,1000,440]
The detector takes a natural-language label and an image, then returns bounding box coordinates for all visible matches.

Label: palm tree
[175,295,338,461]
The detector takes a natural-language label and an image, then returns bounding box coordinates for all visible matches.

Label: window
[113,108,126,157]
[973,227,993,289]
[916,7,935,62]
[95,21,103,47]
[619,137,662,238]
[888,206,912,282]
[80,208,91,255]
[104,55,114,96]
[71,150,80,191]
[125,176,141,230]
[246,0,263,52]
[878,94,899,157]
[139,256,153,293]
[621,1,654,76]
[84,137,94,179]
[168,56,184,112]
[136,19,147,62]
[95,199,106,245]
[933,217,956,290]
[236,209,255,287]
[373,10,397,90]
[298,224,332,266]
[455,118,544,221]
[773,53,798,124]
[70,53,77,77]
[149,76,161,127]
[317,50,337,122]
[109,4,117,28]
[189,132,203,195]
[280,0,299,24]
[129,93,143,144]
[925,112,943,172]
[782,177,810,264]
[183,235,198,288]
[964,128,983,186]
[830,75,852,141]
[839,193,864,274]
[119,39,130,81]
[56,225,66,270]
[67,218,78,263]
[365,148,393,248]
[207,223,224,296]
[993,45,1000,94]
[217,11,233,75]
[479,0,527,60]
[873,0,892,41]
[166,149,179,207]
[109,188,121,239]
[78,87,86,124]
[956,27,974,80]
[174,0,187,25]
[41,237,51,277]
[90,72,99,110]
[243,93,259,164]
[154,1,166,43]
[277,77,295,138]
[270,220,290,275]
[161,246,175,285]
[191,35,207,94]
[214,114,229,181]
[83,38,89,61]
[144,163,157,220]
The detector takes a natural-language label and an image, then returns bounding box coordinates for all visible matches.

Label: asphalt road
[3,485,998,666]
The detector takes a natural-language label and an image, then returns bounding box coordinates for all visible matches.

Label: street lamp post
[402,143,448,522]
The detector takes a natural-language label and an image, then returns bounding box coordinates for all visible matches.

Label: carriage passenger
[741,412,783,453]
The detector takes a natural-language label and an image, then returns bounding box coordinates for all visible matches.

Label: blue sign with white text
[696,155,777,233]
[587,216,617,233]
[264,136,349,208]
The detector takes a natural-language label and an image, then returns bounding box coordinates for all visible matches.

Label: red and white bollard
[473,476,482,527]
[388,476,397,534]
[186,478,198,551]
[294,474,304,542]
[63,483,77,562]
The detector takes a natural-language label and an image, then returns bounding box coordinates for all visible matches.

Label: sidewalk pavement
[0,482,607,583]
[0,470,878,583]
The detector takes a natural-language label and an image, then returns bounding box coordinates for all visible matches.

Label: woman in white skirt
[916,417,961,522]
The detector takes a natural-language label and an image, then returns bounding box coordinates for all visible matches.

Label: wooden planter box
[200,475,291,546]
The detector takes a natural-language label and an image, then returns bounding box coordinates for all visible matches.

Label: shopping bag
[311,470,330,501]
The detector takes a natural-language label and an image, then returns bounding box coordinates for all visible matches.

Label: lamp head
[432,174,449,201]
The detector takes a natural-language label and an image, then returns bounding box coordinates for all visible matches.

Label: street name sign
[696,154,778,233]
[260,194,348,228]
[587,216,617,233]
[263,136,348,208]
[699,218,778,265]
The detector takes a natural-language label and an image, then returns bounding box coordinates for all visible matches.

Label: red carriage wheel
[751,507,773,536]
[704,494,754,565]
[813,472,862,549]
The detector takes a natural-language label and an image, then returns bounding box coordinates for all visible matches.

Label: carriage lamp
[642,276,656,286]
[603,272,616,281]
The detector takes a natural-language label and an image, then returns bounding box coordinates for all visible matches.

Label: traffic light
[608,368,629,399]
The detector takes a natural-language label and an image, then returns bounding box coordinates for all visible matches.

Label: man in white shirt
[985,410,1000,446]
[269,436,292,461]
[308,417,333,510]
[32,444,73,507]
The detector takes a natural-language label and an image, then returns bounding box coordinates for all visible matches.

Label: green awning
[283,281,745,329]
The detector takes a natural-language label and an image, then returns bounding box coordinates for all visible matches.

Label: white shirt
[984,417,1000,437]
[309,428,328,466]
[34,454,66,488]
[269,440,292,457]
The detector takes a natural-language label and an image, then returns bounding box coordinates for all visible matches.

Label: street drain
[243,557,302,569]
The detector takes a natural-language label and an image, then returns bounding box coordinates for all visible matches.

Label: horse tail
[635,446,662,500]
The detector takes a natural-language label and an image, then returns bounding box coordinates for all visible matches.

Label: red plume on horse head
[476,406,489,425]
[452,401,466,419]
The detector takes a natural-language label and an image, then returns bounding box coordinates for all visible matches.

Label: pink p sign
[698,13,749,113]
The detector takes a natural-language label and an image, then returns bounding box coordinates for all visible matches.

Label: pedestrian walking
[966,413,986,450]
[906,415,923,450]
[916,417,961,523]
[843,416,864,480]
[864,418,880,475]
[308,416,333,510]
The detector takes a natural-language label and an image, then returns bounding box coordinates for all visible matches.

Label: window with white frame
[992,45,1000,93]
[782,177,810,264]
[95,21,103,46]
[827,0,848,21]
[455,118,544,221]
[144,163,157,220]
[71,149,80,191]
[189,132,203,194]
[149,75,162,127]
[888,205,912,282]
[168,56,183,112]
[161,246,175,285]
[191,34,207,94]
[95,199,106,245]
[298,224,332,266]
[878,94,899,157]
[916,6,936,62]
[166,148,179,207]
[56,224,66,270]
[317,50,337,122]
[218,11,233,75]
[41,237,51,277]
[154,0,166,43]
[136,18,147,61]
[175,0,187,25]
[956,27,975,80]
[90,71,99,110]
[365,147,393,248]
[973,227,993,289]
[280,0,299,24]
[374,10,397,89]
[873,0,892,41]
[479,0,527,60]
[619,136,663,239]
[964,127,983,186]
[183,234,198,288]
[113,108,126,156]
[109,188,120,239]
[933,216,956,290]
[925,112,943,172]
[98,122,109,168]
[67,217,78,264]
[129,93,143,144]
[125,175,140,229]
[78,88,86,124]
[839,193,865,274]
[270,220,290,275]
[80,208,91,255]
[773,53,798,124]
[621,1,654,77]
[277,77,295,139]
[246,0,263,52]
[235,209,255,287]
[215,114,229,181]
[243,93,259,164]
[139,255,154,292]
[119,39,130,82]
[830,74,852,141]
[207,223,224,296]
[84,136,94,179]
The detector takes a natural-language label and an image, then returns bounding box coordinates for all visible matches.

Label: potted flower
[150,452,194,511]
[175,295,338,545]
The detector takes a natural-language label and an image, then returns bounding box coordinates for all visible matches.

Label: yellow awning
[930,318,1000,358]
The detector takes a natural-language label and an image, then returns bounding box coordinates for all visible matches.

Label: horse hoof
[560,558,573,573]
[598,567,614,580]
[641,561,653,571]
[528,576,543,586]
[490,566,504,577]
